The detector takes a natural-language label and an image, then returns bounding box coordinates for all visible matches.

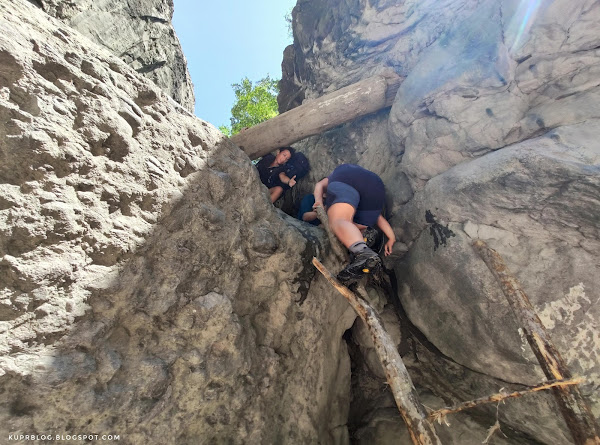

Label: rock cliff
[0,1,354,443]
[29,0,195,112]
[280,0,600,443]
[1,0,599,444]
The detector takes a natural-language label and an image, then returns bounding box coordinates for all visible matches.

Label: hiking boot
[337,248,382,284]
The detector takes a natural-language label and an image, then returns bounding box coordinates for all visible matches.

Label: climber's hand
[384,238,395,256]
[288,175,297,187]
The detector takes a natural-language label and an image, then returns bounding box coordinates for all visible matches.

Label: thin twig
[483,420,503,444]
[482,402,507,444]
[428,377,585,423]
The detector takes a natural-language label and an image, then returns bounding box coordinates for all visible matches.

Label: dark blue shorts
[325,164,385,227]
[297,194,320,226]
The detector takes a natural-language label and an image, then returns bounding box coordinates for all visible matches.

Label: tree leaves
[220,76,279,136]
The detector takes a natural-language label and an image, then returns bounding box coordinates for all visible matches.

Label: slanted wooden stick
[313,257,442,445]
[428,377,585,423]
[473,240,600,445]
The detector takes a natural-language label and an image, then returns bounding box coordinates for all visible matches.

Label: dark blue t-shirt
[255,154,290,190]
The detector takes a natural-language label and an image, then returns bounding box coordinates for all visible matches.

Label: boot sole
[337,256,381,283]
[359,256,381,274]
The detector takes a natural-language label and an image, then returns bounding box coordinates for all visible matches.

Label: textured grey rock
[281,0,600,443]
[2,0,600,442]
[389,1,600,189]
[30,0,195,113]
[0,1,356,443]
[398,126,600,385]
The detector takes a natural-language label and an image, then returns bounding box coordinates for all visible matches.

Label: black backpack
[284,152,310,180]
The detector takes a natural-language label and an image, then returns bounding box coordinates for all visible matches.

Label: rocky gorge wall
[28,0,195,112]
[0,1,358,444]
[280,0,600,443]
[1,0,599,444]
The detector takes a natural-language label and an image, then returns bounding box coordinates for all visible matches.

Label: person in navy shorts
[313,164,396,283]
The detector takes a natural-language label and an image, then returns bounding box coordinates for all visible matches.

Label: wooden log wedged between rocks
[312,257,442,445]
[232,73,403,159]
[472,240,600,445]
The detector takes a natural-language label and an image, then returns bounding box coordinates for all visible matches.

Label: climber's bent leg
[269,186,284,203]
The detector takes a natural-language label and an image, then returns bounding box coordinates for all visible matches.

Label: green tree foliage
[219,76,279,136]
[218,124,232,137]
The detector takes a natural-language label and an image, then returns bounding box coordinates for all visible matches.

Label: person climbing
[312,164,396,283]
[255,147,297,203]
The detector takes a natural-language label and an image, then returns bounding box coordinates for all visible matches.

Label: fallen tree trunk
[231,73,403,159]
[312,257,442,445]
[473,240,600,445]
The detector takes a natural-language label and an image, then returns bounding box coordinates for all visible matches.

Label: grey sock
[349,241,368,254]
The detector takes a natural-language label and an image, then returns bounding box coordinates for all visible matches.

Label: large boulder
[30,0,195,112]
[398,125,600,429]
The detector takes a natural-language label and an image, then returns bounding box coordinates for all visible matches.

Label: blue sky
[172,0,297,128]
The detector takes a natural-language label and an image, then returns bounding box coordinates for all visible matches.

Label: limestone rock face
[281,0,600,443]
[0,1,355,443]
[31,0,195,112]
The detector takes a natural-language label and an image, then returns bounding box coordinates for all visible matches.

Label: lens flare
[507,0,545,54]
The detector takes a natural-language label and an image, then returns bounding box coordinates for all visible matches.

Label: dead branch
[473,240,600,445]
[428,377,585,423]
[313,257,442,445]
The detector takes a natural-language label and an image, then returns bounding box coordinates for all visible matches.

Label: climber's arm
[278,171,297,187]
[313,178,328,208]
[376,214,396,256]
